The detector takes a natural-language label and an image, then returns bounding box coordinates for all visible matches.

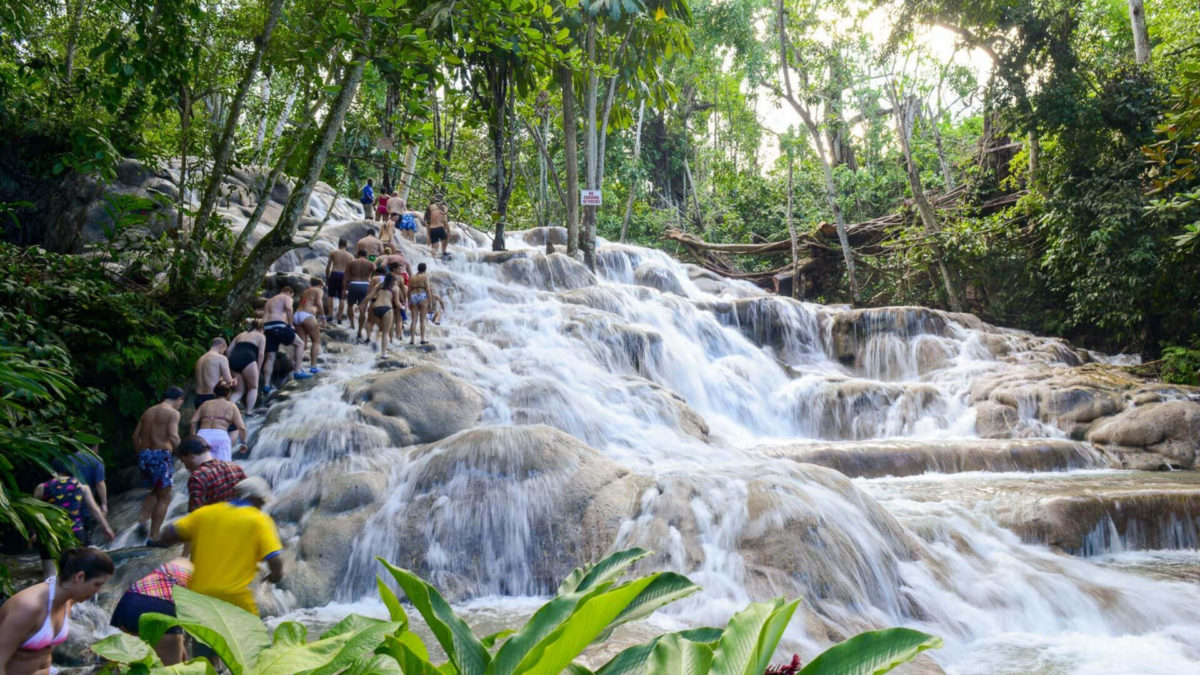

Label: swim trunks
[138,449,174,489]
[410,291,428,306]
[264,321,296,353]
[347,281,370,306]
[429,227,448,244]
[194,393,215,408]
[229,342,258,373]
[400,214,417,232]
[327,271,345,299]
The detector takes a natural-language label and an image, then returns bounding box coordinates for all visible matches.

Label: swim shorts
[111,592,182,635]
[327,271,345,299]
[347,281,370,306]
[138,449,173,490]
[194,393,215,408]
[429,227,448,244]
[264,321,296,353]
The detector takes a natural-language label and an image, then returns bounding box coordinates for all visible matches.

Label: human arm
[152,524,184,547]
[220,357,235,389]
[168,409,182,450]
[96,480,108,515]
[187,474,202,512]
[264,553,284,584]
[189,406,201,436]
[132,417,145,451]
[231,406,247,444]
[80,485,115,540]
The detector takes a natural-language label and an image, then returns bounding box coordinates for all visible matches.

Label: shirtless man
[386,193,407,242]
[262,286,312,396]
[295,278,324,374]
[356,228,383,262]
[193,338,234,408]
[379,245,412,277]
[132,387,184,540]
[425,195,450,259]
[344,250,376,334]
[325,239,354,323]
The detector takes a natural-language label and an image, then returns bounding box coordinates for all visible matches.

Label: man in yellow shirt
[152,477,284,615]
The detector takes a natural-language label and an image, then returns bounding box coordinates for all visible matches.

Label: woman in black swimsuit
[366,274,401,359]
[228,320,265,413]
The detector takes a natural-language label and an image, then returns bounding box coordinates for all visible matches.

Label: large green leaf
[512,575,659,675]
[274,622,309,647]
[595,628,724,675]
[647,634,714,675]
[381,634,443,675]
[151,659,219,674]
[377,558,489,675]
[602,572,699,637]
[489,585,614,675]
[307,619,401,675]
[344,654,404,675]
[558,548,651,594]
[91,632,157,666]
[164,588,271,675]
[710,598,800,675]
[797,628,942,675]
[377,574,410,629]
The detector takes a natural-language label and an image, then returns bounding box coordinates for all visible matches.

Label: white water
[177,196,1200,673]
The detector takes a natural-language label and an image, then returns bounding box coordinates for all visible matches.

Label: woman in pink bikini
[0,547,113,674]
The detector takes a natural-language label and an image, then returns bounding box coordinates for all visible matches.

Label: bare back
[194,351,231,395]
[232,330,265,354]
[299,287,323,314]
[426,203,447,229]
[346,258,375,284]
[356,235,382,256]
[134,403,181,451]
[197,399,240,430]
[328,249,353,273]
[262,292,294,324]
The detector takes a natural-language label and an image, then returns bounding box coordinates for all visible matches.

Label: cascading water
[155,191,1200,673]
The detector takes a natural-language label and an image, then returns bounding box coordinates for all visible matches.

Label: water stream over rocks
[86,167,1200,673]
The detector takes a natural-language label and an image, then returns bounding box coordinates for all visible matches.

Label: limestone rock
[1088,400,1200,469]
[633,262,687,297]
[974,401,1020,438]
[344,366,484,446]
[501,252,596,291]
[520,226,569,246]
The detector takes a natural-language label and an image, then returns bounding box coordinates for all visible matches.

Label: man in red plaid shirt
[177,436,246,512]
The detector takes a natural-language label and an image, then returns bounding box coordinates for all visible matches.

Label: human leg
[242,363,259,412]
[156,634,186,666]
[303,318,321,370]
[150,486,171,539]
[379,311,393,358]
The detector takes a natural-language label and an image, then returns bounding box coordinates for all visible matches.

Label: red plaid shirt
[130,561,192,601]
[187,459,247,512]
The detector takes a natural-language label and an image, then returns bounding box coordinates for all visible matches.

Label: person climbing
[325,239,354,323]
[427,292,445,326]
[33,470,115,576]
[366,274,402,359]
[132,387,184,541]
[151,477,284,616]
[228,320,266,414]
[386,262,410,340]
[345,250,376,335]
[295,277,324,374]
[359,262,389,342]
[380,244,412,278]
[262,286,312,396]
[375,190,389,223]
[109,558,193,666]
[386,191,405,224]
[379,203,396,246]
[0,548,113,675]
[408,262,433,345]
[193,338,234,408]
[177,436,246,511]
[55,444,107,521]
[425,193,450,259]
[355,227,383,261]
[359,178,374,220]
[190,381,247,462]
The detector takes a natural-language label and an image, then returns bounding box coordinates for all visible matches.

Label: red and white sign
[581,189,602,206]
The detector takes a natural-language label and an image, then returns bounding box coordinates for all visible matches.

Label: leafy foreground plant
[93,549,940,674]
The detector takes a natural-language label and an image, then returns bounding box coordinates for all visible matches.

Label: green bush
[93,549,941,675]
[1161,343,1200,386]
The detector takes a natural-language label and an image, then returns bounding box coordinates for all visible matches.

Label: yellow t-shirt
[173,501,283,614]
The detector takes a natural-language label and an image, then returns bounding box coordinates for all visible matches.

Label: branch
[517,113,567,206]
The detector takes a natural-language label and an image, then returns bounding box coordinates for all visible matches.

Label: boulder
[344,366,484,446]
[1088,400,1200,469]
[520,226,569,246]
[974,400,1020,438]
[501,252,596,291]
[633,262,687,297]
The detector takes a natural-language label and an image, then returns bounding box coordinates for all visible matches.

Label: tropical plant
[92,549,940,675]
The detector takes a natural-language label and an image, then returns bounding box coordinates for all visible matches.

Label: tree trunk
[893,92,961,312]
[64,0,87,81]
[254,75,271,155]
[558,65,579,256]
[925,103,955,190]
[399,144,419,202]
[264,79,300,166]
[223,53,368,320]
[581,22,599,269]
[786,150,800,299]
[1128,0,1150,64]
[487,63,511,251]
[683,155,701,229]
[620,100,645,243]
[191,0,287,247]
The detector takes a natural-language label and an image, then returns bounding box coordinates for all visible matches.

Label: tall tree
[1127,0,1150,65]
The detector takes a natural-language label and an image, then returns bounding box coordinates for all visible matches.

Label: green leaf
[797,628,942,675]
[512,575,659,675]
[151,659,219,674]
[168,588,270,675]
[306,619,401,675]
[381,635,442,675]
[481,629,516,650]
[647,634,714,675]
[377,558,489,675]
[558,548,651,594]
[595,628,724,675]
[711,598,800,675]
[489,585,614,674]
[274,622,308,647]
[377,575,410,629]
[603,572,699,637]
[91,632,157,666]
[344,654,404,675]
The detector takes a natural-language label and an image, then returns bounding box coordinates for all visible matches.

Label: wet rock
[700,297,824,357]
[285,509,374,607]
[633,262,687,296]
[1011,490,1200,554]
[520,226,569,246]
[501,252,596,291]
[974,401,1020,438]
[1088,400,1200,470]
[763,438,1105,478]
[345,366,484,446]
[319,471,388,513]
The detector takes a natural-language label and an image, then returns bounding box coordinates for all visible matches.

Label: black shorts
[264,322,296,353]
[194,393,215,408]
[430,227,448,244]
[229,341,258,373]
[347,282,370,306]
[328,271,345,299]
[111,592,182,634]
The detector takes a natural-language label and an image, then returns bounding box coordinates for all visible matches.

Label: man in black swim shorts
[344,249,376,333]
[260,287,310,395]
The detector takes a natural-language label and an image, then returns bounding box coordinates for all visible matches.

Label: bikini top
[19,577,69,651]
